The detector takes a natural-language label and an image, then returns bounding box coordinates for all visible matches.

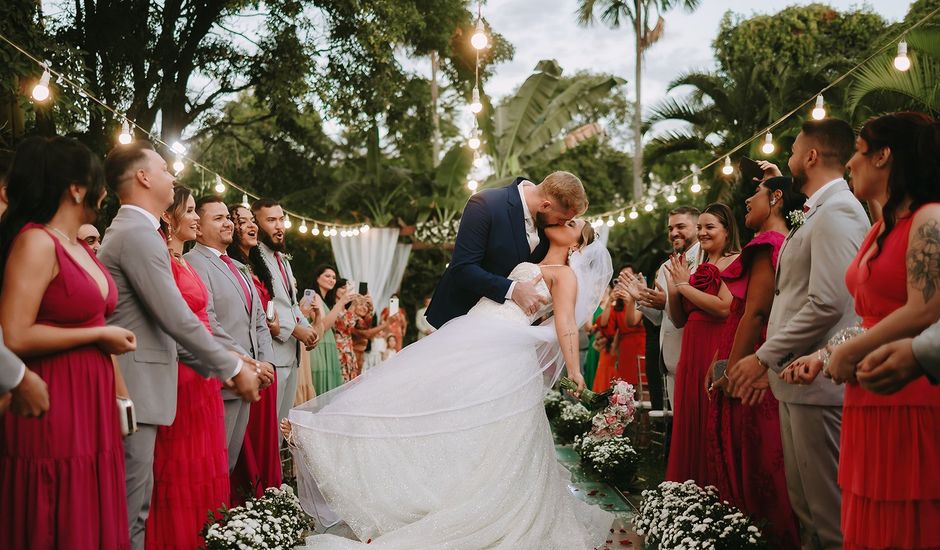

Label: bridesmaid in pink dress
[145,187,230,548]
[706,177,801,548]
[226,204,282,504]
[665,203,740,485]
[0,137,137,549]
[788,112,940,550]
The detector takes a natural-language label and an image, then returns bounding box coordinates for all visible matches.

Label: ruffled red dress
[705,231,799,549]
[841,213,940,550]
[665,263,727,485]
[229,274,282,505]
[591,307,645,392]
[144,260,230,548]
[0,224,129,549]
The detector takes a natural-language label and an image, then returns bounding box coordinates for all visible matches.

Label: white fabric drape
[330,229,412,314]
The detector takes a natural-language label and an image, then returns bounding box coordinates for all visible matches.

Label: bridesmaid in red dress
[145,187,230,548]
[789,113,940,550]
[665,203,739,485]
[226,204,282,504]
[706,177,801,548]
[0,137,136,549]
[592,266,645,392]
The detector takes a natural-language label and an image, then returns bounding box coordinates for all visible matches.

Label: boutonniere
[788,209,806,229]
[282,252,293,261]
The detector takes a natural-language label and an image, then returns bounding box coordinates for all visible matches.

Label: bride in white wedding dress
[287,219,614,549]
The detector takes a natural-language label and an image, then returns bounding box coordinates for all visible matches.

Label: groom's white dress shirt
[505,181,539,300]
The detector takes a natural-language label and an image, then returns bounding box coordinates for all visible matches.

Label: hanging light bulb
[467,179,479,191]
[617,212,626,223]
[629,208,639,220]
[118,119,133,145]
[644,201,655,212]
[170,141,187,155]
[241,193,250,207]
[472,151,484,168]
[214,175,226,193]
[468,128,481,150]
[361,224,370,233]
[31,65,51,102]
[352,228,360,236]
[471,18,489,50]
[691,172,702,194]
[172,157,185,174]
[312,224,320,236]
[666,189,678,203]
[761,132,775,155]
[721,156,734,176]
[894,40,911,71]
[469,86,483,114]
[284,215,292,229]
[591,219,602,229]
[605,217,615,227]
[812,95,826,120]
[298,219,308,234]
[341,229,350,238]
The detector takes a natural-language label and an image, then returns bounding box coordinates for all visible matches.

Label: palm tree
[576,0,701,200]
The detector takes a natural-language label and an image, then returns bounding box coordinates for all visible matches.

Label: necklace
[45,224,77,244]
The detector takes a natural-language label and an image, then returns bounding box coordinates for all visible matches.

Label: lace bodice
[468,262,553,325]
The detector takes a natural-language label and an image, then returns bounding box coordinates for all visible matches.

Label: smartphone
[388,297,399,316]
[265,301,276,321]
[303,288,314,302]
[739,156,765,184]
[359,281,368,295]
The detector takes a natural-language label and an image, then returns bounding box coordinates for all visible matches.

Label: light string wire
[0,30,368,234]
[587,4,940,222]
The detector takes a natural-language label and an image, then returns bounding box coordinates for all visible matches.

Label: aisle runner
[554,444,638,549]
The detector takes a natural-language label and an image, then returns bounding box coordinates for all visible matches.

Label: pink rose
[616,394,628,405]
[614,426,624,436]
[605,415,617,425]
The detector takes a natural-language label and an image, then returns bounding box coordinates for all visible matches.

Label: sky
[479,0,910,105]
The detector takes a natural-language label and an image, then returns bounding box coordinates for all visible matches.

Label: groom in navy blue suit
[426,172,589,328]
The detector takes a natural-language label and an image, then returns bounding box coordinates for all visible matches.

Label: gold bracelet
[675,282,690,287]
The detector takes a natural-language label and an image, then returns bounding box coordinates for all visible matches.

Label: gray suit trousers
[778,401,843,550]
[276,362,298,442]
[223,399,251,471]
[124,424,159,550]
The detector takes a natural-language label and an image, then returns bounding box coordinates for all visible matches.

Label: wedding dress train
[289,248,613,549]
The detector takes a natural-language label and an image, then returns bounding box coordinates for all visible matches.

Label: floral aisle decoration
[552,400,593,443]
[544,387,566,422]
[633,480,767,549]
[573,379,640,487]
[202,484,310,549]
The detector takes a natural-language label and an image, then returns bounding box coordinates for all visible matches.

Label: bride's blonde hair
[579,223,596,248]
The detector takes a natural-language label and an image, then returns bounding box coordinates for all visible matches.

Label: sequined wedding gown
[290,262,613,549]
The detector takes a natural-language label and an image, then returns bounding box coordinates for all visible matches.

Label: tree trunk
[430,50,441,168]
[632,0,644,201]
[366,119,381,187]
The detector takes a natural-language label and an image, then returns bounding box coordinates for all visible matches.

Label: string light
[170,141,186,155]
[284,215,292,229]
[643,201,655,212]
[721,156,734,176]
[118,119,132,144]
[617,212,626,223]
[894,40,911,71]
[666,189,678,203]
[312,224,320,236]
[361,224,370,233]
[761,132,775,155]
[606,217,615,227]
[467,179,479,191]
[472,151,484,167]
[468,128,481,150]
[241,193,250,208]
[298,219,308,234]
[172,157,184,173]
[31,64,51,101]
[214,175,226,193]
[469,86,483,114]
[628,208,639,220]
[591,219,603,229]
[471,18,488,50]
[811,95,826,120]
[352,228,360,236]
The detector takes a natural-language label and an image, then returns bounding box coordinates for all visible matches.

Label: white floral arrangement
[543,387,566,421]
[552,400,593,443]
[574,435,640,487]
[634,481,767,549]
[787,209,806,229]
[202,484,310,549]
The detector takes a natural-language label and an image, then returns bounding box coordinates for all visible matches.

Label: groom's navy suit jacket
[426,178,550,328]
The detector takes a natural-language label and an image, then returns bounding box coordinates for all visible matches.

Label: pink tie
[220,254,252,311]
[275,252,291,292]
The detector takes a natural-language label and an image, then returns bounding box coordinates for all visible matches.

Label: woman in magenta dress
[0,137,136,549]
[226,204,282,504]
[665,203,740,485]
[788,112,940,549]
[706,177,801,548]
[145,187,230,548]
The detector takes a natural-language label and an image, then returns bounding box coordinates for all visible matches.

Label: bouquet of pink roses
[587,379,637,439]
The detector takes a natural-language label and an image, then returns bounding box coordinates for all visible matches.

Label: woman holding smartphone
[307,266,357,393]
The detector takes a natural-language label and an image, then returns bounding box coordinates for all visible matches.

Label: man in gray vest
[727,119,869,550]
[100,141,262,549]
[186,195,276,470]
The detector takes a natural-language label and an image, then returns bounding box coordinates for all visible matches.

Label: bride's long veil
[288,240,612,523]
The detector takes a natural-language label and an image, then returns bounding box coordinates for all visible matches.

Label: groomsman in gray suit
[728,119,869,550]
[186,195,276,470]
[251,198,319,426]
[100,141,262,550]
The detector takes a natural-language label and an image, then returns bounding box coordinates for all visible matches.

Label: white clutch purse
[116,397,138,436]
